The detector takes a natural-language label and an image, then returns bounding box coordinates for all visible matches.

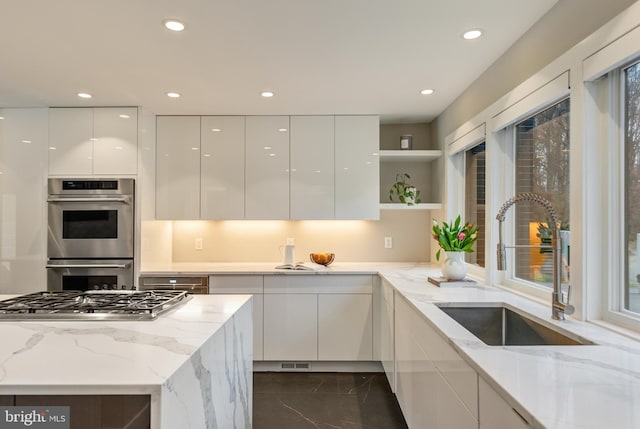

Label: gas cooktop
[0,290,190,321]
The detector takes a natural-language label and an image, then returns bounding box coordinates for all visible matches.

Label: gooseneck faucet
[496,193,574,320]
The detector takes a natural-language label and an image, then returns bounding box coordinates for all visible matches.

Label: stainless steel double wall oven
[46,178,135,291]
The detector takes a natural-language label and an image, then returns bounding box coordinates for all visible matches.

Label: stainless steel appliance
[47,178,134,259]
[47,259,134,291]
[138,276,209,294]
[0,290,189,321]
[47,178,135,291]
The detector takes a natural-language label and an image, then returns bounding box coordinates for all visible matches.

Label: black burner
[0,291,190,320]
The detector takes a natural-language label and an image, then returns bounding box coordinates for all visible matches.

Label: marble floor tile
[253,373,408,429]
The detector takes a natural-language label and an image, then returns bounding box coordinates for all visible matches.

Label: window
[624,61,640,315]
[513,98,570,288]
[465,143,485,267]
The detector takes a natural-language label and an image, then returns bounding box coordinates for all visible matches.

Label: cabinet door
[479,377,532,429]
[245,116,290,219]
[0,108,48,294]
[156,116,201,219]
[380,279,395,390]
[263,294,317,360]
[209,275,264,360]
[335,115,380,219]
[290,116,334,219]
[48,108,93,175]
[93,107,138,175]
[395,294,477,429]
[318,294,372,360]
[201,116,245,219]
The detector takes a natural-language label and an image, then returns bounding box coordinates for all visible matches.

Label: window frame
[601,63,640,330]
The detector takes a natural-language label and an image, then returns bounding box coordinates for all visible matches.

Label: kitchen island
[0,294,253,429]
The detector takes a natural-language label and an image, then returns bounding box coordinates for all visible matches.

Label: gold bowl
[310,253,335,266]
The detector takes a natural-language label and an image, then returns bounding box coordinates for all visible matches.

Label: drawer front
[264,275,373,294]
[209,275,264,294]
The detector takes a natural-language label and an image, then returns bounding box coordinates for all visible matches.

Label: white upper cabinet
[49,107,137,176]
[335,115,380,220]
[49,108,93,175]
[0,108,49,294]
[156,116,201,220]
[245,116,290,219]
[201,116,245,219]
[92,107,138,175]
[290,116,335,220]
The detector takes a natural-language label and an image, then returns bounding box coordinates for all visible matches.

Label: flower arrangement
[432,215,479,261]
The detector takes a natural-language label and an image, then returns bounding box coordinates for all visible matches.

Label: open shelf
[379,150,442,162]
[379,203,442,210]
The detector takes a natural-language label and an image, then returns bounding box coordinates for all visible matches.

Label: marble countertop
[140,261,419,275]
[140,261,640,429]
[0,294,251,394]
[378,266,640,429]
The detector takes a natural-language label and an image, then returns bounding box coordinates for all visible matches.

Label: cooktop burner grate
[0,290,190,320]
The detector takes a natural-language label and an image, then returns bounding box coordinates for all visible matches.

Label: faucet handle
[561,283,571,304]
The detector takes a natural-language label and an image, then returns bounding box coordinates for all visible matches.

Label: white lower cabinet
[263,275,374,361]
[479,377,532,429]
[263,293,318,360]
[318,294,372,360]
[208,275,264,360]
[380,278,395,391]
[395,293,478,429]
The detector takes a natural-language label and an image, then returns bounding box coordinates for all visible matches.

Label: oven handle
[47,197,131,203]
[46,263,131,269]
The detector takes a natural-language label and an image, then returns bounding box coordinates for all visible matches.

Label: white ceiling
[0,0,558,123]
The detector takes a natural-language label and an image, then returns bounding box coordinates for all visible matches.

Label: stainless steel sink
[435,304,594,346]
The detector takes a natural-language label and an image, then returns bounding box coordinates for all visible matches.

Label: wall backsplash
[141,211,431,264]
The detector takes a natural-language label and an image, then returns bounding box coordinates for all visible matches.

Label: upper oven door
[48,193,134,259]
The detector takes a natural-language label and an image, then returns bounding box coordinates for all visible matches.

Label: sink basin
[435,304,594,346]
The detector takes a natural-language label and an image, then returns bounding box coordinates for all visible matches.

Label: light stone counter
[140,262,640,429]
[0,294,253,429]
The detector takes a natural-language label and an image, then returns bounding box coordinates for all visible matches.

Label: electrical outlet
[195,238,203,250]
[384,236,393,249]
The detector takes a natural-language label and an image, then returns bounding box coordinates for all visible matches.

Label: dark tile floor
[253,372,408,429]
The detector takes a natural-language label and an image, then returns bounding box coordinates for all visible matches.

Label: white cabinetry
[262,275,374,362]
[49,107,137,176]
[290,116,334,219]
[245,116,290,219]
[156,116,201,219]
[395,293,477,429]
[479,377,532,429]
[0,108,49,294]
[208,275,264,360]
[264,293,318,360]
[335,116,380,219]
[379,278,395,391]
[318,275,373,361]
[200,116,245,219]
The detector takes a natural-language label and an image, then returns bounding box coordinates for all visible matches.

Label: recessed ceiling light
[261,91,274,98]
[77,92,92,99]
[420,89,434,95]
[166,92,181,98]
[463,29,483,40]
[163,19,185,32]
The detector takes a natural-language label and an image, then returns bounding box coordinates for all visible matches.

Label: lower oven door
[46,259,134,291]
